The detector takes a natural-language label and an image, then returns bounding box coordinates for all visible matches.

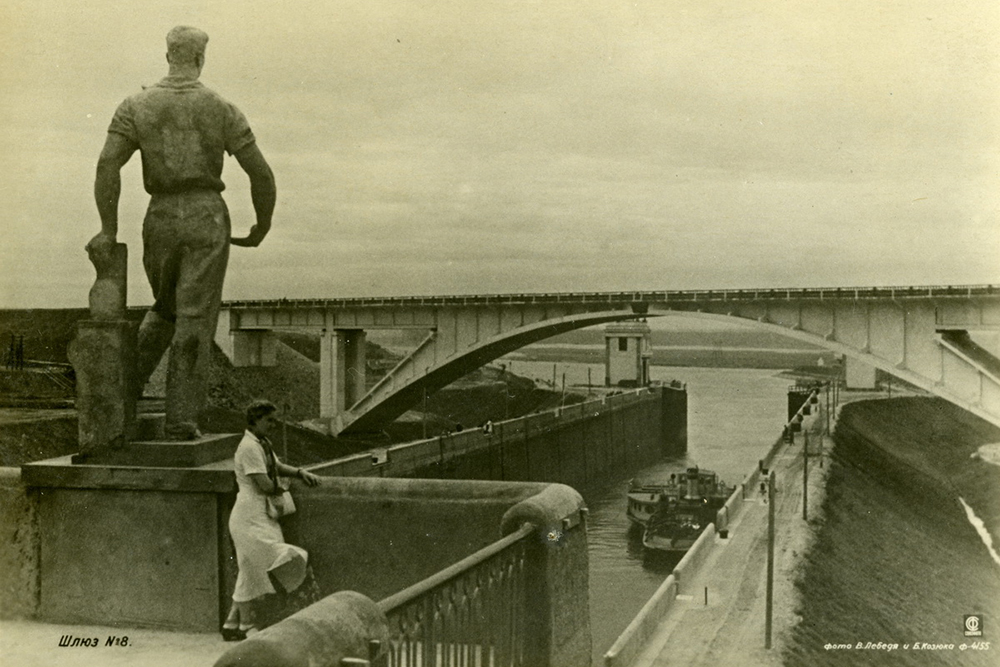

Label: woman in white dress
[222,400,320,640]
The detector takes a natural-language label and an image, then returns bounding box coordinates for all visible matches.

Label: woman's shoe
[221,627,246,642]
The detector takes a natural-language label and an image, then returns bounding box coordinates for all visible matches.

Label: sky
[1,0,998,308]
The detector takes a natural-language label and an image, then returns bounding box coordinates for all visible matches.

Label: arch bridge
[216,285,1000,435]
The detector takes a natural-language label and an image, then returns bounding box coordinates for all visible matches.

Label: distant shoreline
[505,343,835,370]
[525,343,825,353]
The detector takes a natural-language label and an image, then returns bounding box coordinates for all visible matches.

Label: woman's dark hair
[246,399,278,426]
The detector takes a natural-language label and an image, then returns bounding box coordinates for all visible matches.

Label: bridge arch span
[219,285,1000,435]
[345,309,642,433]
[649,297,1000,430]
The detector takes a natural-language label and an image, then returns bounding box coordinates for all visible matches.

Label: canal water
[505,360,792,664]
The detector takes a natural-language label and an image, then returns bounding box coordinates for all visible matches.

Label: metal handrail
[379,523,533,613]
[379,523,534,667]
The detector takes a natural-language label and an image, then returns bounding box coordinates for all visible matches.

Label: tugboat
[641,467,734,553]
[626,472,685,527]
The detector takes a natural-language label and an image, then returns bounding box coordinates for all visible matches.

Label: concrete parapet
[12,464,585,635]
[297,475,551,504]
[308,386,684,491]
[283,477,556,605]
[22,455,235,492]
[0,468,38,620]
[214,591,388,667]
[760,433,786,473]
[603,574,678,667]
[227,478,592,667]
[500,482,586,536]
[493,482,591,667]
[715,484,745,537]
[671,524,717,594]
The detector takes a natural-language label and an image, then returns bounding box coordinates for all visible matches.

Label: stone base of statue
[96,432,242,467]
[21,452,237,630]
[69,319,138,463]
[25,239,248,630]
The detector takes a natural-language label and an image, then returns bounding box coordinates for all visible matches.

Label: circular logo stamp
[964,614,983,637]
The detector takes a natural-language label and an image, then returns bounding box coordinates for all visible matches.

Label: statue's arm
[89,133,137,249]
[231,143,276,247]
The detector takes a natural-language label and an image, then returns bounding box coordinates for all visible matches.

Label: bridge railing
[222,283,998,311]
[378,522,534,667]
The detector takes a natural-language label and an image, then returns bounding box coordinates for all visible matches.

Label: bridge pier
[231,330,278,367]
[319,329,366,432]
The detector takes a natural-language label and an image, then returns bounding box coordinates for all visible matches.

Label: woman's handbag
[266,487,296,519]
[263,440,297,519]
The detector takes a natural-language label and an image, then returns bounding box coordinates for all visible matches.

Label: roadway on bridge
[630,420,829,667]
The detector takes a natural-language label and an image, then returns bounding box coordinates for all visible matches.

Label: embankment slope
[785,397,1000,667]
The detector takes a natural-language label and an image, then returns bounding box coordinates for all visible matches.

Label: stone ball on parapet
[500,483,586,541]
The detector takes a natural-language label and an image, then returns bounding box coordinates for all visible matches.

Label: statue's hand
[229,235,255,247]
[230,224,269,248]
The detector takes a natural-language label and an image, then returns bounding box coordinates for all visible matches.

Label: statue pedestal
[69,319,138,462]
[21,456,237,631]
[85,432,242,467]
[42,239,249,628]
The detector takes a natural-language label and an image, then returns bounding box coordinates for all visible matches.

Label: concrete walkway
[631,426,830,667]
[0,620,227,667]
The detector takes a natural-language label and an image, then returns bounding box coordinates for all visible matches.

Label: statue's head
[166,26,209,70]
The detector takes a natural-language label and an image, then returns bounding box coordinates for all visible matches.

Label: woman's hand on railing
[296,469,321,487]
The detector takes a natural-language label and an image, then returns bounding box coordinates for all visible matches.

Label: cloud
[1,0,998,308]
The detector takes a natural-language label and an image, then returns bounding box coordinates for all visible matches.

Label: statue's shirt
[108,76,256,195]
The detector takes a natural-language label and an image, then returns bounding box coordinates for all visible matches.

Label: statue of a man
[88,26,276,440]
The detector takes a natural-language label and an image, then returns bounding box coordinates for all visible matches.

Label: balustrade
[379,523,534,667]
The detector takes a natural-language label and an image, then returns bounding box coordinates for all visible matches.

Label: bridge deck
[224,283,999,310]
[628,425,828,667]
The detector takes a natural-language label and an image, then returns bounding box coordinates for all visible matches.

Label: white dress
[229,431,308,602]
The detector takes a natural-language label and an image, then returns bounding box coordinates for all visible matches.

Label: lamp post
[765,469,776,649]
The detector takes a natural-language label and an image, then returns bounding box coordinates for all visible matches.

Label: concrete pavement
[0,620,226,667]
